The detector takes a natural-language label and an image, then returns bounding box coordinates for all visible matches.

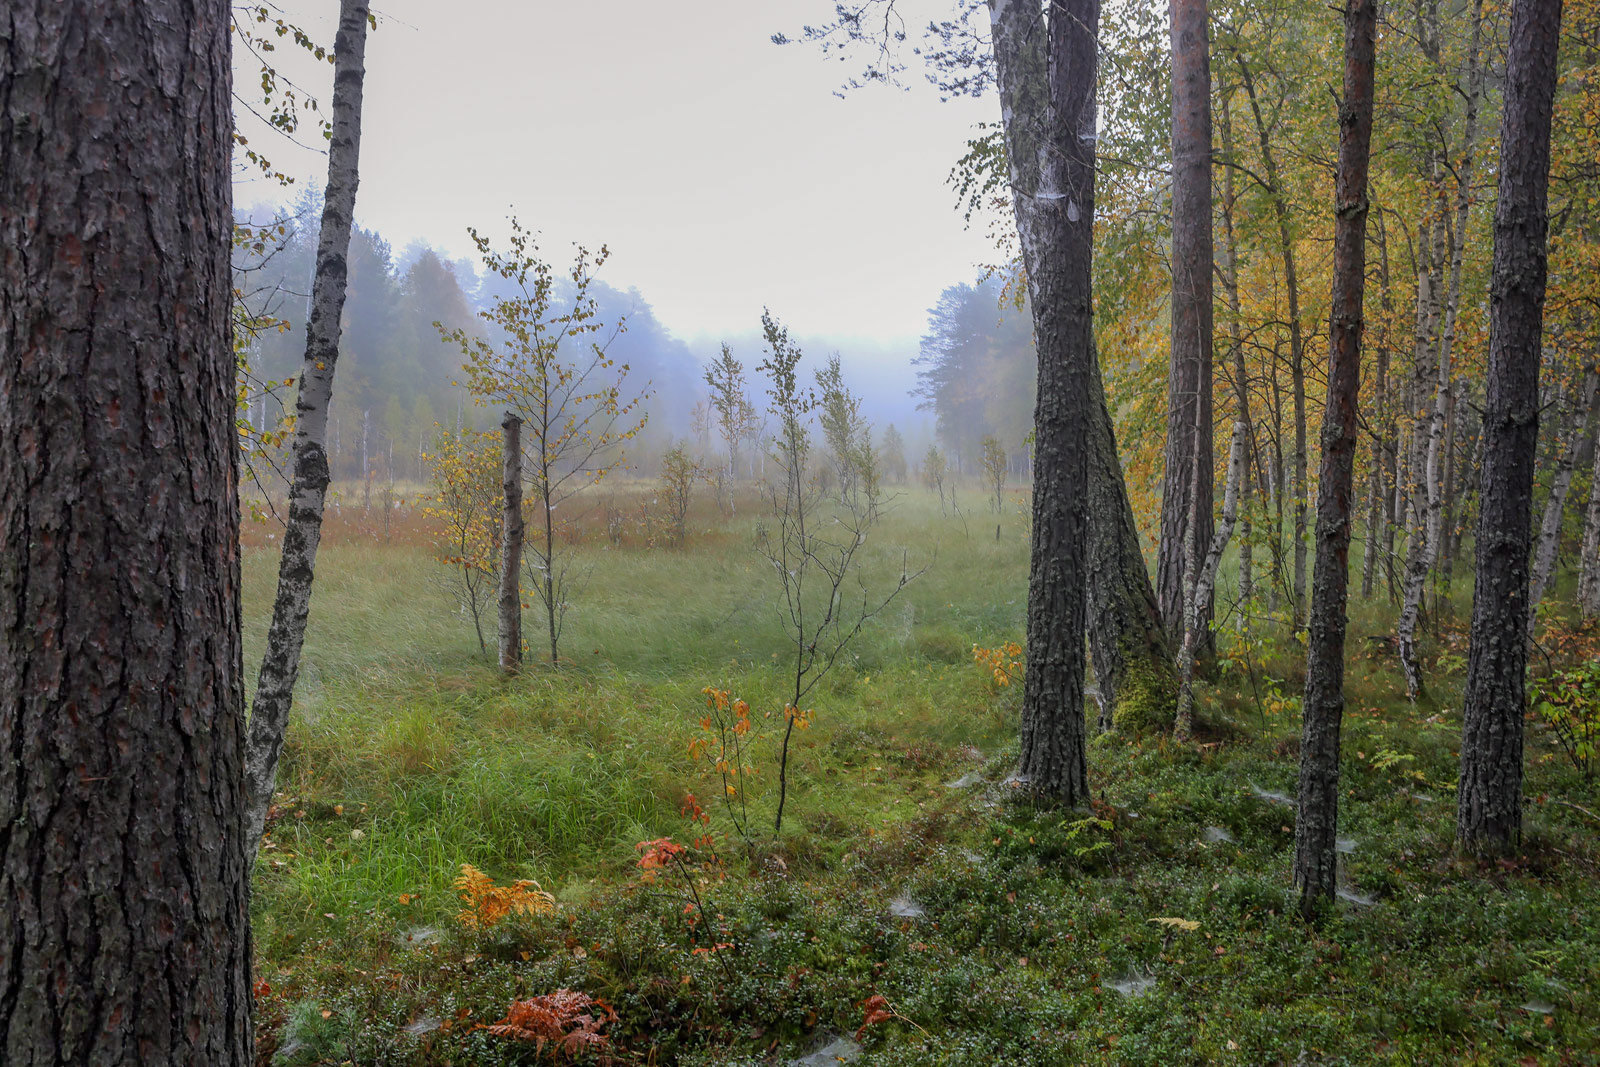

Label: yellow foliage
[452,864,555,929]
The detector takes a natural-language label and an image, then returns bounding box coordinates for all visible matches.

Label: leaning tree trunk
[1157,0,1216,643]
[1456,0,1562,855]
[1527,368,1598,636]
[0,1,252,1061]
[1293,0,1377,918]
[1087,355,1177,733]
[499,413,525,672]
[989,0,1099,804]
[1175,422,1247,741]
[245,0,370,853]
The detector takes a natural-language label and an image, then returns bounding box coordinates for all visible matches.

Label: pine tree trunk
[1294,0,1377,917]
[499,414,525,673]
[1456,0,1562,855]
[1157,0,1216,642]
[1087,356,1177,733]
[989,0,1098,803]
[1527,369,1598,634]
[0,1,252,1060]
[245,0,370,852]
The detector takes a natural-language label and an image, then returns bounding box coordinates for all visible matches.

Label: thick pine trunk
[1456,0,1562,855]
[0,1,252,1061]
[1087,356,1176,733]
[1157,0,1215,642]
[245,0,370,852]
[989,0,1099,803]
[1294,0,1377,917]
[499,414,525,672]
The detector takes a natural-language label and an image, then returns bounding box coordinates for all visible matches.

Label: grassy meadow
[244,483,1600,1066]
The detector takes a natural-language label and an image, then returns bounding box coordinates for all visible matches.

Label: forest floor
[244,487,1600,1066]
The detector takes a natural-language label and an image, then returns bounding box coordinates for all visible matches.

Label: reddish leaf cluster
[857,994,895,1040]
[483,990,617,1062]
[635,837,686,871]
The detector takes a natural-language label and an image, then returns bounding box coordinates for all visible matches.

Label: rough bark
[499,413,525,673]
[1293,0,1376,918]
[1087,356,1177,733]
[989,0,1099,803]
[1456,0,1562,855]
[245,0,370,853]
[0,1,252,1061]
[1527,369,1598,635]
[1175,423,1246,742]
[1157,0,1216,642]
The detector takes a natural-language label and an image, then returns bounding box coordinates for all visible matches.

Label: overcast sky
[236,0,1003,348]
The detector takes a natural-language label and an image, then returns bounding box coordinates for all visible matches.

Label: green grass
[246,485,1600,1066]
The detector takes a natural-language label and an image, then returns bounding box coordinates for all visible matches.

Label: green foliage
[1531,660,1600,776]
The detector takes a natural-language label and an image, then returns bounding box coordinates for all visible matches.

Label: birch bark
[245,0,370,852]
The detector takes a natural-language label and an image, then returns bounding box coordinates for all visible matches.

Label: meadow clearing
[245,484,1600,1066]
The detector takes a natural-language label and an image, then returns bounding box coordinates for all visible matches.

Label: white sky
[236,0,1003,347]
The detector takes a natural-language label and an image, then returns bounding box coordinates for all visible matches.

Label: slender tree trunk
[1294,0,1377,917]
[1220,95,1256,611]
[1157,0,1216,642]
[1435,0,1486,586]
[1527,369,1598,634]
[1578,420,1600,619]
[1398,206,1447,700]
[1240,59,1308,629]
[0,1,252,1060]
[1456,0,1562,855]
[989,0,1098,804]
[245,0,370,853]
[499,414,525,673]
[1176,423,1246,741]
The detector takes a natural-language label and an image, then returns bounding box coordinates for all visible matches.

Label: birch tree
[245,0,371,853]
[1,0,252,1059]
[445,223,648,666]
[1527,367,1598,633]
[1456,0,1564,855]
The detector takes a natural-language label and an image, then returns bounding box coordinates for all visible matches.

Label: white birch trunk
[1578,425,1600,620]
[1175,422,1246,741]
[244,0,369,854]
[1528,370,1598,635]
